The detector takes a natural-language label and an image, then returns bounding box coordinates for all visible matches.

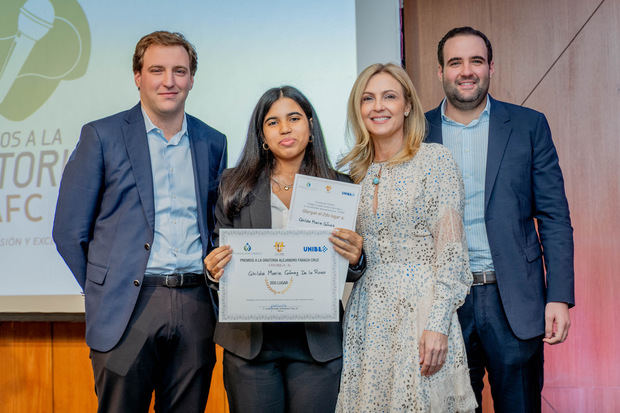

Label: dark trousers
[90,284,216,413]
[222,324,342,413]
[458,283,544,413]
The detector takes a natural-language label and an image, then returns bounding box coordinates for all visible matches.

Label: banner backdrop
[0,0,357,300]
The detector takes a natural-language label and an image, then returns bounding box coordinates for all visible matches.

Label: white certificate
[219,228,339,322]
[288,174,361,297]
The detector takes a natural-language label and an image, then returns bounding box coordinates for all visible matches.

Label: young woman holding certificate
[204,86,364,413]
[335,64,477,412]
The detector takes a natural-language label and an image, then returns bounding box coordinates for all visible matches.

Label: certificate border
[219,228,339,322]
[289,173,362,230]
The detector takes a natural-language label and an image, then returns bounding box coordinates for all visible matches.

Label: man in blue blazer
[52,31,227,412]
[425,27,574,412]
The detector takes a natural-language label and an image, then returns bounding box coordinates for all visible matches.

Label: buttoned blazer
[425,96,574,340]
[52,103,227,352]
[212,170,364,362]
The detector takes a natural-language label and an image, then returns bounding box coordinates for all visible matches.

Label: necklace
[372,165,383,214]
[271,176,294,191]
[372,164,383,185]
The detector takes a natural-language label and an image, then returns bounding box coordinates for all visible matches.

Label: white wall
[355,0,402,72]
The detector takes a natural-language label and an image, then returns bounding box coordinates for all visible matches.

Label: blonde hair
[337,63,426,183]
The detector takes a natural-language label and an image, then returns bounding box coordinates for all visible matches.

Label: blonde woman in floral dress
[336,63,477,412]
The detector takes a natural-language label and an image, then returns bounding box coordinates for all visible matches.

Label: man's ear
[134,71,141,90]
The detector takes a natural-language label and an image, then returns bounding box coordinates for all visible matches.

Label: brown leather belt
[472,270,496,286]
[142,273,205,288]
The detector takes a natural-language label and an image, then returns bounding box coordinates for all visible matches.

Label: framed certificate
[218,228,339,322]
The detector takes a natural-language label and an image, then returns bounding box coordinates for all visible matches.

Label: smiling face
[262,97,311,167]
[134,44,194,122]
[360,72,411,144]
[438,34,494,113]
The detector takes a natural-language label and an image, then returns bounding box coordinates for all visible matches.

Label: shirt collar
[141,107,188,145]
[440,95,491,126]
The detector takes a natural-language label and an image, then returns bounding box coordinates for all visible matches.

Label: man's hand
[419,330,448,376]
[543,302,571,344]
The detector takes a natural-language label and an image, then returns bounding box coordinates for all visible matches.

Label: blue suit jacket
[53,103,227,351]
[425,96,574,339]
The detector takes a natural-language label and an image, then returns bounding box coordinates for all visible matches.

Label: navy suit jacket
[425,96,574,339]
[53,103,227,352]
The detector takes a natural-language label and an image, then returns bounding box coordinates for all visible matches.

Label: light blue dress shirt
[440,98,494,272]
[142,109,203,275]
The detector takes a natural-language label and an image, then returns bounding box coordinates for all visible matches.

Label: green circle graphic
[0,0,91,121]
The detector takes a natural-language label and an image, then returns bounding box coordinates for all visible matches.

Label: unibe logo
[303,245,328,253]
[0,0,91,121]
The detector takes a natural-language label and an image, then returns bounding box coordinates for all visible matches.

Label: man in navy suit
[53,31,227,412]
[425,27,574,412]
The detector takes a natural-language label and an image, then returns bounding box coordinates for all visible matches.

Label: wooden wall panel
[526,0,620,403]
[0,322,53,412]
[206,345,230,413]
[1,322,229,412]
[403,0,620,411]
[51,322,97,412]
[404,0,602,111]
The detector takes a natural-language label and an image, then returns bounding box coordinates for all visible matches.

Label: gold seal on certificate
[218,228,339,322]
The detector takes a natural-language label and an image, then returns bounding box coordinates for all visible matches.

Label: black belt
[472,270,496,286]
[142,273,205,288]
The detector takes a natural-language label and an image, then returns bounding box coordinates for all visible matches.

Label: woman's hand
[203,245,232,281]
[419,330,448,376]
[329,228,363,265]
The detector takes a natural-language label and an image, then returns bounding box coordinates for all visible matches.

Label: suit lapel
[249,171,272,229]
[122,104,155,231]
[424,104,444,144]
[485,97,512,210]
[187,115,211,248]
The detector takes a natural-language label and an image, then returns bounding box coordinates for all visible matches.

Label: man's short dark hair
[133,31,198,76]
[437,26,493,67]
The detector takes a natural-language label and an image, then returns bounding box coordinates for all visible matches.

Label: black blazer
[212,170,364,362]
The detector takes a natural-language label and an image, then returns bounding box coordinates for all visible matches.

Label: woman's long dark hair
[220,86,338,218]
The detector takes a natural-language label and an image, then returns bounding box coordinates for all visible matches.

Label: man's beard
[443,76,489,111]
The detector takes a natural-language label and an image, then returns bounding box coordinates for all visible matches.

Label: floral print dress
[336,143,477,412]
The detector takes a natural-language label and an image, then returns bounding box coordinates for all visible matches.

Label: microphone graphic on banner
[0,0,55,105]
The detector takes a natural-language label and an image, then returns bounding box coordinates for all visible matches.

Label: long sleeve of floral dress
[424,146,472,335]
